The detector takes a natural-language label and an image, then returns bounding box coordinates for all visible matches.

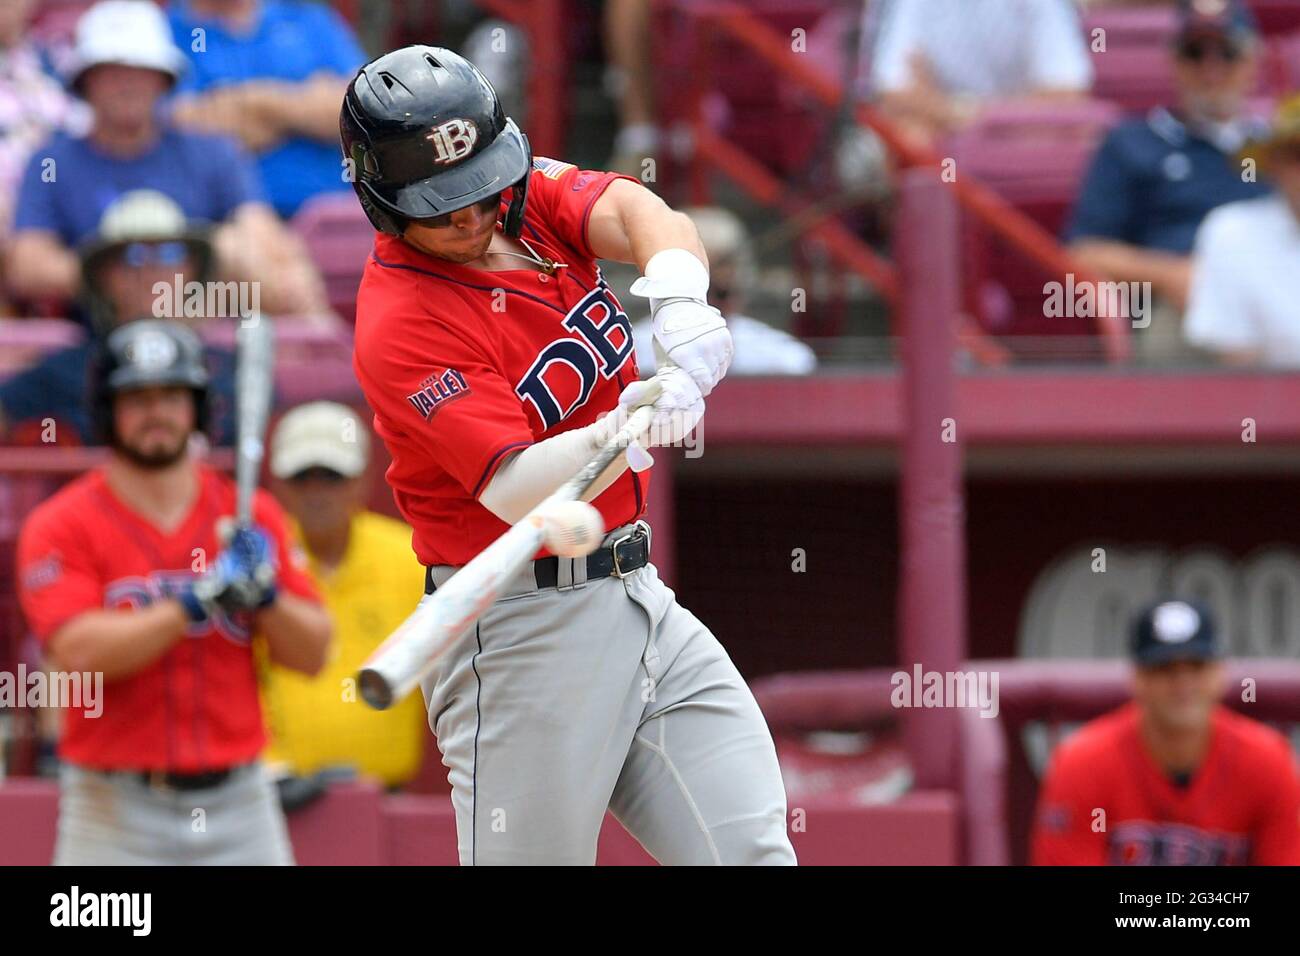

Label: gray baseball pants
[53,762,294,865]
[421,524,796,866]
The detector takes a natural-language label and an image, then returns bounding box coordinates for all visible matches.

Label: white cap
[270,402,370,480]
[96,189,188,242]
[69,1,189,89]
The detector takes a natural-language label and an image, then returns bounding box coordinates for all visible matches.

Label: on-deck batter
[343,46,796,865]
[15,320,332,865]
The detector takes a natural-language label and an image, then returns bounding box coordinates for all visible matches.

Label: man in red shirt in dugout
[1033,599,1300,865]
[16,319,332,865]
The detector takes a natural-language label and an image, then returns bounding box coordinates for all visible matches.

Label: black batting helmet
[340,45,532,238]
[90,319,211,442]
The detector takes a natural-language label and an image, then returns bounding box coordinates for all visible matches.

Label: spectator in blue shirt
[1065,0,1269,312]
[4,0,328,318]
[0,189,239,446]
[167,0,368,218]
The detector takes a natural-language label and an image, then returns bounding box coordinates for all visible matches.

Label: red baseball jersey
[1032,703,1300,865]
[353,158,646,567]
[15,465,319,771]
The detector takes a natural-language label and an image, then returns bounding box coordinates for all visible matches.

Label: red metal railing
[475,0,567,160]
[675,1,1132,362]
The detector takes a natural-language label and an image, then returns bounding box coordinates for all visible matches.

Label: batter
[343,46,795,865]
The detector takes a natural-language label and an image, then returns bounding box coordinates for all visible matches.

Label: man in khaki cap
[261,401,428,789]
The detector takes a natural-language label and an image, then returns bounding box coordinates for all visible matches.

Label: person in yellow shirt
[262,400,428,788]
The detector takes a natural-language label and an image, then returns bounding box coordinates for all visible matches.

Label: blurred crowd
[845,0,1300,363]
[2,0,1292,447]
[0,0,352,445]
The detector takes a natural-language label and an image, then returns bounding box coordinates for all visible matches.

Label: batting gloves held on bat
[180,525,279,623]
[630,248,733,397]
[614,365,705,471]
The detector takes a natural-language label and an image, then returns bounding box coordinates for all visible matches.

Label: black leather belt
[425,522,651,595]
[135,768,237,791]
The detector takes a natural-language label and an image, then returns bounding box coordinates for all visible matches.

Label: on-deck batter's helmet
[90,319,211,442]
[340,45,532,238]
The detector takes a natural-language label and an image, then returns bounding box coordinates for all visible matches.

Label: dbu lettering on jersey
[516,279,634,429]
[1110,821,1250,866]
[407,368,471,420]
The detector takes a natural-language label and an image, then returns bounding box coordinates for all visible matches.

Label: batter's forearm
[479,420,630,525]
[46,603,190,681]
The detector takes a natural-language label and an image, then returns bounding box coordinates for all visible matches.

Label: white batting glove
[629,249,733,397]
[647,300,731,397]
[616,365,704,472]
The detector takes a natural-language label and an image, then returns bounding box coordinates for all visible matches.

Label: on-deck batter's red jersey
[1031,703,1300,865]
[15,465,320,771]
[353,158,646,566]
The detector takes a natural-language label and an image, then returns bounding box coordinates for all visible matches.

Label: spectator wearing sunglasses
[1183,95,1300,366]
[3,1,329,320]
[1065,0,1269,353]
[77,189,216,330]
[0,190,239,445]
[260,402,428,790]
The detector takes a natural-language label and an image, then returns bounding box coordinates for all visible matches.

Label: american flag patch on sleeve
[533,156,576,179]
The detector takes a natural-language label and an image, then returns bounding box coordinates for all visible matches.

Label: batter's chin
[115,435,189,469]
[434,245,488,264]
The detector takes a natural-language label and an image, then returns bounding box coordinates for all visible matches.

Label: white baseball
[537,500,604,558]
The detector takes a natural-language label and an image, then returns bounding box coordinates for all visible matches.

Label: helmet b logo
[126,330,179,370]
[427,119,479,165]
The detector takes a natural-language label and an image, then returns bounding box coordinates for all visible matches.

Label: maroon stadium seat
[1265,30,1300,93]
[1248,0,1300,36]
[944,101,1121,351]
[0,779,58,864]
[291,193,377,324]
[774,1,869,176]
[945,101,1122,209]
[1083,7,1181,114]
[285,780,385,866]
[655,0,840,180]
